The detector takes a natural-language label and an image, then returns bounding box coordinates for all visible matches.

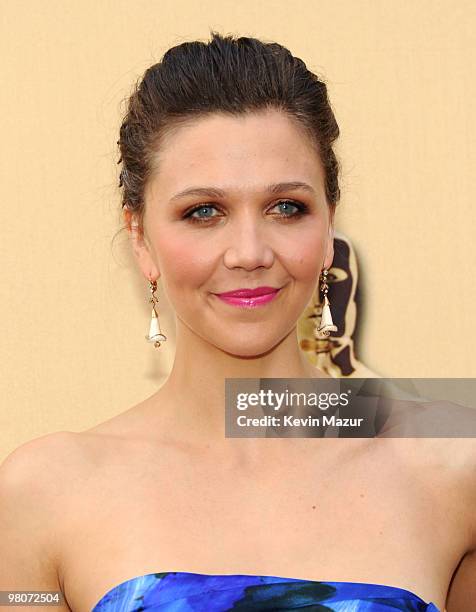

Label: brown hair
[117,30,341,235]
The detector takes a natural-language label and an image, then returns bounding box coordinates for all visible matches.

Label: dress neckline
[91,570,441,611]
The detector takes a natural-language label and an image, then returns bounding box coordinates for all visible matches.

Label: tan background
[1,0,475,457]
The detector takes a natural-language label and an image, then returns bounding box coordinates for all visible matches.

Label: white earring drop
[314,268,338,340]
[145,279,167,348]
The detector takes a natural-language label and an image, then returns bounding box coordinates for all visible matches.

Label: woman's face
[130,108,334,357]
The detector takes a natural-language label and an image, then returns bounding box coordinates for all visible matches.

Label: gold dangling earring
[144,278,167,348]
[314,268,338,340]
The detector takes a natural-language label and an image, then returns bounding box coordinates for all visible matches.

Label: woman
[1,31,475,612]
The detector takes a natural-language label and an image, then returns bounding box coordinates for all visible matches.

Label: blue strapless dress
[91,571,441,611]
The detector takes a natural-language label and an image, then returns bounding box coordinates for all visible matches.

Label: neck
[150,318,328,458]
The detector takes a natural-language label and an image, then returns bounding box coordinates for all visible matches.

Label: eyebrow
[168,181,316,202]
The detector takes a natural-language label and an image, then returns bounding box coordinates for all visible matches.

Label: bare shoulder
[381,436,476,533]
[371,436,476,610]
[2,430,80,466]
[425,436,476,469]
[0,431,92,495]
[428,437,476,611]
[0,431,87,608]
[454,438,476,545]
[0,430,95,525]
[415,437,476,502]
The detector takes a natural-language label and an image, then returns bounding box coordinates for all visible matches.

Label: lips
[215,286,280,298]
[213,286,283,309]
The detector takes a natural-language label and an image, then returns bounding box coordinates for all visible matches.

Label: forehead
[147,109,325,200]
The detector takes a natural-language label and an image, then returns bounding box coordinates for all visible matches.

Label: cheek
[151,220,327,289]
[281,227,327,281]
[153,230,212,288]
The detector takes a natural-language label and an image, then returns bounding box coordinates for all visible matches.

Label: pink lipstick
[213,286,282,308]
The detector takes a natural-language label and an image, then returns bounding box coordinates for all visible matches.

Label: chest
[58,443,463,612]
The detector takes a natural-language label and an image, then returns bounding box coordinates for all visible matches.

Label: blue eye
[183,199,309,225]
[188,205,219,221]
[272,200,301,216]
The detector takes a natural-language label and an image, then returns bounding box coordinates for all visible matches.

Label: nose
[222,212,275,271]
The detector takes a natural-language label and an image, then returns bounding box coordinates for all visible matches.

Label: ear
[123,208,160,282]
[323,216,335,270]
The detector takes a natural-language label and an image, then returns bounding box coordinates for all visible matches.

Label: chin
[216,336,285,359]
[220,346,275,359]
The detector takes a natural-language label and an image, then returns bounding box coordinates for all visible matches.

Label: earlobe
[134,238,160,282]
[133,240,161,283]
[124,209,160,282]
[123,207,135,234]
[324,225,335,270]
